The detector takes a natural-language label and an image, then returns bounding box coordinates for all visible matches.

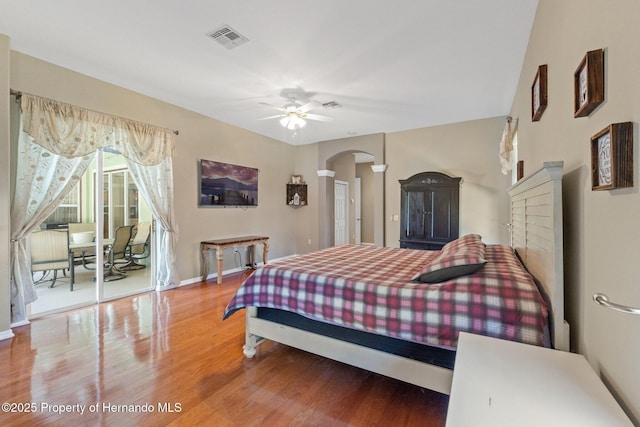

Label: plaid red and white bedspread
[223,244,549,348]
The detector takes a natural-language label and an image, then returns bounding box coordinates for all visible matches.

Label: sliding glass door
[99,151,153,300]
[29,149,154,317]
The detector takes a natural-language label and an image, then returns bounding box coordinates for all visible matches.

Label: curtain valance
[20,94,175,166]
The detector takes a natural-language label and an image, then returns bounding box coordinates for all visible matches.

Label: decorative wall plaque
[531,65,548,121]
[574,49,605,118]
[590,122,633,190]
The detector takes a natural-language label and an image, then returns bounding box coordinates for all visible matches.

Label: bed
[223,161,569,395]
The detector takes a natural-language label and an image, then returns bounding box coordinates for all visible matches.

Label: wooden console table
[200,236,269,284]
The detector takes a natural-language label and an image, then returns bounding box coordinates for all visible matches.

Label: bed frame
[242,161,569,395]
[508,161,570,353]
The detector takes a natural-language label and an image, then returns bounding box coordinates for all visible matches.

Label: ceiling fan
[259,88,333,130]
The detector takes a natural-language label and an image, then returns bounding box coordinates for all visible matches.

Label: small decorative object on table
[291,175,303,184]
[590,122,633,190]
[574,49,604,118]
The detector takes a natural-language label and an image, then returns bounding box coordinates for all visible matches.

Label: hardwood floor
[0,271,449,426]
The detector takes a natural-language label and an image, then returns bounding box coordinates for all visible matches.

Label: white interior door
[334,180,348,246]
[355,177,361,245]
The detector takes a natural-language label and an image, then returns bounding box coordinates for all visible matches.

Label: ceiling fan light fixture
[258,88,329,130]
[280,115,306,130]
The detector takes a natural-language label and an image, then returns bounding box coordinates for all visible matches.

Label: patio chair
[119,222,151,271]
[81,225,134,282]
[103,225,134,281]
[30,229,72,289]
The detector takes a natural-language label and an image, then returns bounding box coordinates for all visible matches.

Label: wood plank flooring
[0,271,449,426]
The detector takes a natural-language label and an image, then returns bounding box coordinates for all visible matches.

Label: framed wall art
[574,49,604,118]
[531,64,548,121]
[517,160,525,181]
[590,122,633,191]
[199,159,259,207]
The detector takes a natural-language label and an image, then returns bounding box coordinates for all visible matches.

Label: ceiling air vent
[207,25,249,50]
[322,101,341,109]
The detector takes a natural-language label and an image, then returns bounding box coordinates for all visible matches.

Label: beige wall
[385,117,511,247]
[510,0,640,421]
[0,35,11,335]
[292,143,320,253]
[8,51,298,285]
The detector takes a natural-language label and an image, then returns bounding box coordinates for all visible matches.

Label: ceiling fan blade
[258,102,285,112]
[257,114,284,120]
[304,113,333,122]
[298,100,321,113]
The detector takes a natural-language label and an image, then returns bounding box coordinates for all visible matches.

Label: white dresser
[446,332,632,427]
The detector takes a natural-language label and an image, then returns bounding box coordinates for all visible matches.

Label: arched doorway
[316,134,386,248]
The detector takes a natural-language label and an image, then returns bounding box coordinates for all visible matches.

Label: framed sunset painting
[199,159,258,207]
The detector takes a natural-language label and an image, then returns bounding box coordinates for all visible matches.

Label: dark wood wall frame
[590,122,633,191]
[517,160,525,181]
[574,49,605,118]
[287,183,308,206]
[531,65,548,122]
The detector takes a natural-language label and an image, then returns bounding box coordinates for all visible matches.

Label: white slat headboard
[507,161,570,351]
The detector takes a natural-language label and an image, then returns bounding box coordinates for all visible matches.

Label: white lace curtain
[10,130,93,322]
[127,159,179,288]
[10,94,179,324]
[499,116,518,175]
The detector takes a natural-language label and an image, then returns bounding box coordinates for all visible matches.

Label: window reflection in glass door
[128,180,139,224]
[99,152,153,300]
[103,169,127,238]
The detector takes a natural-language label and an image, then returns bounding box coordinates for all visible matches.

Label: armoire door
[429,188,455,244]
[399,172,460,250]
[405,191,427,240]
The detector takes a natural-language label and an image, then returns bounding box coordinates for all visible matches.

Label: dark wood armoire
[399,171,461,250]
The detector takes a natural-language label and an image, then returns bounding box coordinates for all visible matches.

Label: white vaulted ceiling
[0,0,538,144]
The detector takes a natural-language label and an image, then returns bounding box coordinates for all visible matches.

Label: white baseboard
[178,266,246,287]
[10,319,29,328]
[179,254,297,287]
[0,329,15,341]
